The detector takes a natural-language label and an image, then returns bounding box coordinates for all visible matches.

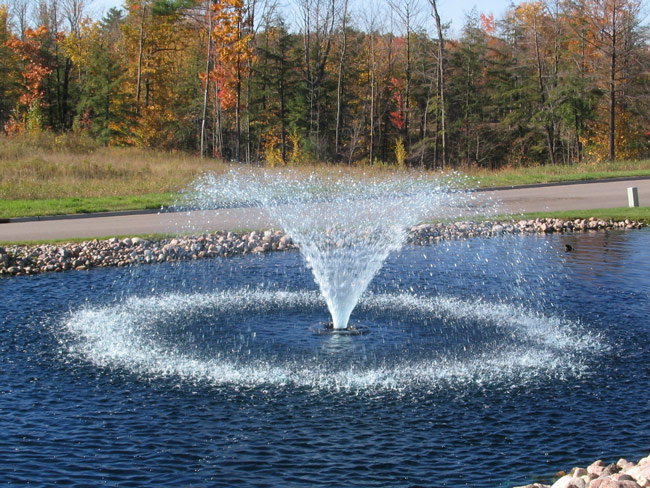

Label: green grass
[465,161,650,188]
[520,206,650,223]
[0,194,176,219]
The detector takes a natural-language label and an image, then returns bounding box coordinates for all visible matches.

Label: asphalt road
[1,178,648,242]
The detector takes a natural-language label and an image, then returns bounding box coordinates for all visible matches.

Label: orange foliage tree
[208,0,254,160]
[4,26,53,133]
[0,6,22,132]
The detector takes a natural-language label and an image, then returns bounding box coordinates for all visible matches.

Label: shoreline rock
[515,452,650,488]
[0,217,644,277]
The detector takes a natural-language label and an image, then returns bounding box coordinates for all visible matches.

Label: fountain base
[311,322,369,336]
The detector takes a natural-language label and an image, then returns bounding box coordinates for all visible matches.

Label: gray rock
[132,237,149,246]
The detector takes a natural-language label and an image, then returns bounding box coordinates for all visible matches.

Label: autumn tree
[0,5,22,130]
[63,8,131,142]
[205,0,254,160]
[2,0,649,165]
[567,0,645,160]
[121,0,196,147]
[388,0,423,153]
[5,25,53,132]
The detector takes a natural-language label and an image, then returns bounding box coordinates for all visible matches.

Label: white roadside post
[627,187,639,207]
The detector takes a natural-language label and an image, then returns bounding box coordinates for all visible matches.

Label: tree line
[1,0,649,168]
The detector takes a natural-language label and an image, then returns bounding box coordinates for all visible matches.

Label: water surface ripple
[1,230,649,487]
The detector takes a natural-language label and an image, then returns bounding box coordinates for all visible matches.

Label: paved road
[1,178,648,242]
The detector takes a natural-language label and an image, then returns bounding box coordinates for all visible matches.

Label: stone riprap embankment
[0,230,296,277]
[0,217,644,277]
[408,217,643,243]
[516,452,650,488]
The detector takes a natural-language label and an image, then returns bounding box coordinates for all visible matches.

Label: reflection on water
[560,231,650,291]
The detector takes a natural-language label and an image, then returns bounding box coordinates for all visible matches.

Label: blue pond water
[1,230,649,487]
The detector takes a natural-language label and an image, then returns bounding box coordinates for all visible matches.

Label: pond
[1,230,649,487]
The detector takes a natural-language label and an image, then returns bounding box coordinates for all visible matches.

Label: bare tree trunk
[389,0,419,151]
[278,29,288,163]
[236,51,242,161]
[11,0,30,40]
[299,0,336,156]
[135,0,147,116]
[369,30,375,165]
[200,0,213,158]
[430,0,446,167]
[420,81,431,168]
[609,4,617,162]
[215,81,223,158]
[404,20,411,149]
[334,0,348,158]
[532,12,556,165]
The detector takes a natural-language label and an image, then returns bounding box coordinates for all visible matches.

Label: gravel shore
[0,217,644,277]
[516,452,650,488]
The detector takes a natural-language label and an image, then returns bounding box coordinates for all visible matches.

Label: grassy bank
[464,160,650,187]
[0,194,175,219]
[2,133,650,219]
[518,206,650,223]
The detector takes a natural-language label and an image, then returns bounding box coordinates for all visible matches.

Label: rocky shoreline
[0,217,644,277]
[516,452,650,488]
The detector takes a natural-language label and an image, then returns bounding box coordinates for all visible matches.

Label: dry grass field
[2,132,650,219]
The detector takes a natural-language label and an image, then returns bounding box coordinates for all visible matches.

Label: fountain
[57,168,603,390]
[4,167,649,487]
[188,169,470,332]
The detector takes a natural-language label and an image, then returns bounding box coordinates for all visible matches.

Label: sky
[88,0,515,37]
[426,0,513,32]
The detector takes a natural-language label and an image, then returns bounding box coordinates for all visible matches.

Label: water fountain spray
[189,169,467,332]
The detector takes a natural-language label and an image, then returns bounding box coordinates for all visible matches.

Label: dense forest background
[1,0,649,168]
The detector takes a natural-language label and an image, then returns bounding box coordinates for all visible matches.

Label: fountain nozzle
[311,322,369,336]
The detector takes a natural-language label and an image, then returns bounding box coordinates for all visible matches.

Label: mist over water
[186,169,478,329]
[61,288,601,390]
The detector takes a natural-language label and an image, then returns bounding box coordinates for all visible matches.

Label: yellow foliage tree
[582,111,645,161]
[121,0,195,147]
